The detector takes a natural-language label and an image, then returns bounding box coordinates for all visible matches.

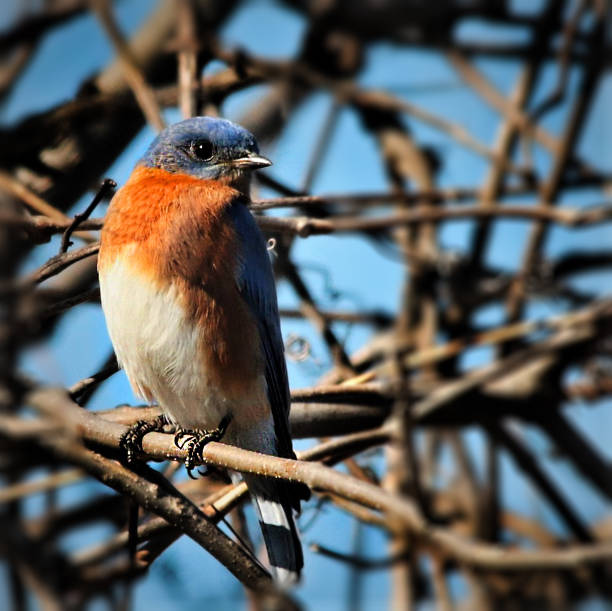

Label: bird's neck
[221,172,252,197]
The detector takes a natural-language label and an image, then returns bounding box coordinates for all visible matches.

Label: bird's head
[141,117,271,187]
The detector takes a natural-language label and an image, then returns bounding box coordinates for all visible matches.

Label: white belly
[99,256,272,445]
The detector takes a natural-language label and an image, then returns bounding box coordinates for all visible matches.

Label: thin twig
[21,243,100,289]
[0,469,84,505]
[60,179,115,253]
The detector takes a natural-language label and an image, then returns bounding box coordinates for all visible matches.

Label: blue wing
[226,200,295,463]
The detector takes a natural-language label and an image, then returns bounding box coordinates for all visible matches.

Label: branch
[20,243,100,289]
[255,204,612,238]
[26,390,296,603]
[0,0,88,53]
[5,201,612,244]
[213,46,534,180]
[24,388,612,573]
[90,0,166,132]
[60,179,115,253]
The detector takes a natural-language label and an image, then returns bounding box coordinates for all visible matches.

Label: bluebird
[98,117,306,584]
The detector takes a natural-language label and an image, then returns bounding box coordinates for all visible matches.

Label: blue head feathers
[141,117,271,180]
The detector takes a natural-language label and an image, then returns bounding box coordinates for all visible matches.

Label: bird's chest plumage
[99,255,219,427]
[98,168,270,434]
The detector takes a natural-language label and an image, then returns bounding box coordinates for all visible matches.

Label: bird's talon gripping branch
[175,413,233,478]
[120,414,168,463]
[174,428,202,449]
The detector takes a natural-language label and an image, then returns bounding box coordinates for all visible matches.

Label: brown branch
[90,0,166,132]
[322,494,388,528]
[20,243,100,289]
[507,14,606,322]
[0,42,36,103]
[75,299,611,440]
[72,427,393,577]
[176,0,199,119]
[24,392,295,603]
[529,0,588,121]
[202,442,612,572]
[539,411,612,502]
[409,318,601,424]
[487,421,593,542]
[447,50,560,154]
[565,375,612,401]
[5,201,612,245]
[60,179,115,253]
[251,185,532,210]
[38,287,101,320]
[0,171,81,222]
[279,307,392,326]
[69,352,118,404]
[0,468,84,505]
[310,543,409,570]
[277,248,355,376]
[0,0,88,53]
[24,388,612,573]
[71,481,238,568]
[256,204,612,237]
[466,2,561,268]
[353,299,612,374]
[43,438,291,599]
[213,47,534,180]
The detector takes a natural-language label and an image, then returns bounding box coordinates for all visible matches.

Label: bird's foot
[120,414,168,463]
[174,414,233,479]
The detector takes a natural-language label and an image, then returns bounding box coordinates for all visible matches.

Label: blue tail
[252,494,303,585]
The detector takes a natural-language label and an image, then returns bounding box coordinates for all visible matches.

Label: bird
[98,116,307,584]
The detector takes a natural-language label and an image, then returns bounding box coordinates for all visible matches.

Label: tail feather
[252,495,303,585]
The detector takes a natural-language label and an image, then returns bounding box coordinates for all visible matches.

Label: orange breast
[99,166,263,400]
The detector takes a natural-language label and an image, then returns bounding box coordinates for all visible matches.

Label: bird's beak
[231,154,272,170]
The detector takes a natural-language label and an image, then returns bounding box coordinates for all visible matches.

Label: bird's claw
[174,414,232,478]
[119,415,167,463]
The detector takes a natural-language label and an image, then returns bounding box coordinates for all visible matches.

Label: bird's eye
[191,140,214,162]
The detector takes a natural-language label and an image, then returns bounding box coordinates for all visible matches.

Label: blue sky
[3,1,612,609]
